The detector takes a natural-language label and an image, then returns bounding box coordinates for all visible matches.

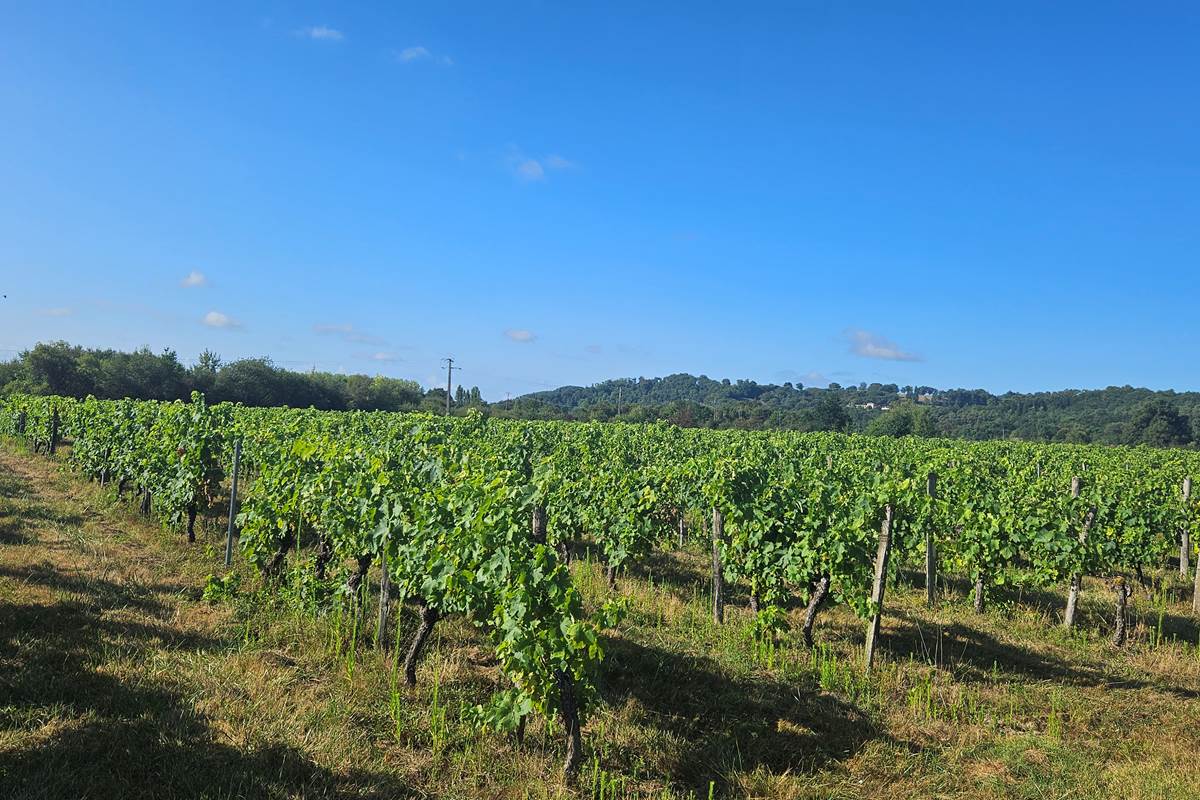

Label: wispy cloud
[846,329,920,362]
[180,270,207,288]
[203,310,242,329]
[367,352,399,362]
[509,149,577,182]
[297,25,344,42]
[543,154,575,170]
[515,159,545,181]
[584,344,603,355]
[396,45,430,61]
[40,307,73,317]
[313,322,386,345]
[393,45,453,65]
[504,329,536,343]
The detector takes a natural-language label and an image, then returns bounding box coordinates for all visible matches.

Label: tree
[807,393,850,432]
[190,350,221,396]
[1126,399,1192,448]
[25,341,92,397]
[866,404,931,438]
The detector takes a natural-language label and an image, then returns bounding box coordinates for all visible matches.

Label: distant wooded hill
[495,374,1199,447]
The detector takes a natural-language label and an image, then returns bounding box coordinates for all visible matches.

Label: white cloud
[846,329,920,362]
[298,25,344,41]
[368,352,399,362]
[180,270,207,288]
[313,322,385,345]
[393,46,453,65]
[543,154,575,170]
[584,344,603,355]
[515,159,545,181]
[40,307,73,317]
[203,310,242,329]
[509,151,577,182]
[396,45,430,62]
[504,329,536,343]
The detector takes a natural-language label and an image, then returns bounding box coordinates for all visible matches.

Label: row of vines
[3,393,1200,777]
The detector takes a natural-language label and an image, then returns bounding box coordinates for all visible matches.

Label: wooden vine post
[1187,476,1200,614]
[925,471,937,607]
[1063,476,1095,629]
[711,507,724,624]
[1182,477,1192,580]
[377,534,391,650]
[863,503,894,670]
[224,439,242,567]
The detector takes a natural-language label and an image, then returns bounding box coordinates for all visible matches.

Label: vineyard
[4,392,1200,797]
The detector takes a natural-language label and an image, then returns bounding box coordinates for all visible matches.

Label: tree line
[1,342,1195,447]
[0,341,481,414]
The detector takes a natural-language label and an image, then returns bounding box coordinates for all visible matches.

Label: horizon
[3,3,1198,398]
[9,339,1200,405]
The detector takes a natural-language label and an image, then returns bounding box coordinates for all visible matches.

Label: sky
[1,2,1198,400]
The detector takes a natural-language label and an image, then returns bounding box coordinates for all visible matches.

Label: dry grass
[2,441,1200,799]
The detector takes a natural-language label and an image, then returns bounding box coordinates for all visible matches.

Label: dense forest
[1,341,1195,447]
[510,374,1198,446]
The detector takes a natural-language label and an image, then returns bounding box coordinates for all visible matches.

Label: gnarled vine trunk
[801,574,830,648]
[531,505,547,545]
[973,572,985,614]
[403,603,440,686]
[556,668,582,782]
[346,553,373,601]
[264,528,296,577]
[314,532,334,581]
[186,504,198,543]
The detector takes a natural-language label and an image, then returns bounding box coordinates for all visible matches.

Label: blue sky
[2,3,1198,399]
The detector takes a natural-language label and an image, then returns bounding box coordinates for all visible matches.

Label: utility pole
[441,357,459,415]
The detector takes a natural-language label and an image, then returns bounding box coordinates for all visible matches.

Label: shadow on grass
[878,613,1200,700]
[600,635,903,795]
[622,547,707,591]
[0,563,420,800]
[0,485,86,547]
[904,570,1200,648]
[0,467,419,799]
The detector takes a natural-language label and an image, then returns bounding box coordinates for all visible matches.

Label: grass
[2,441,1200,798]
